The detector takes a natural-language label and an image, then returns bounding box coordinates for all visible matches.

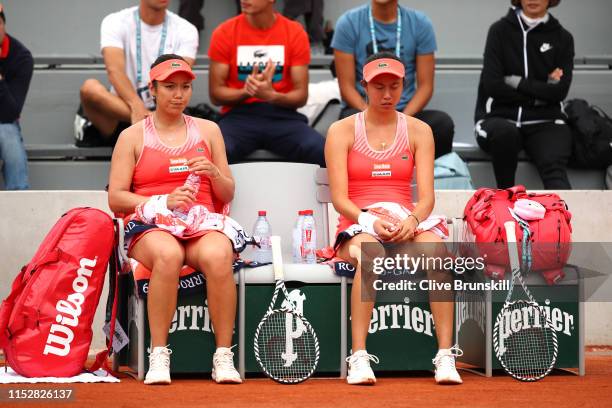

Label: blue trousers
[0,122,29,190]
[219,103,326,167]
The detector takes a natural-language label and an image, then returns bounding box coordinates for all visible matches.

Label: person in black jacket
[474,0,574,189]
[0,4,33,190]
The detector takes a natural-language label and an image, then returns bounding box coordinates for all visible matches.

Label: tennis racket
[493,221,558,381]
[253,235,320,384]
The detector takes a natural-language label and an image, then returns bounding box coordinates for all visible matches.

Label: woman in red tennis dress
[108,54,242,385]
[325,52,463,386]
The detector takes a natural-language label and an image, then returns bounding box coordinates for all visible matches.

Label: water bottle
[292,210,306,263]
[252,210,272,263]
[301,210,317,264]
[174,173,200,219]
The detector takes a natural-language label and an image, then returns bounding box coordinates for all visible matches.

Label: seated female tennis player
[325,52,463,385]
[108,54,242,385]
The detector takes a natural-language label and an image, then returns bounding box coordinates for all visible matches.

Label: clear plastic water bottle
[174,173,200,219]
[292,210,306,263]
[252,210,272,263]
[301,210,317,264]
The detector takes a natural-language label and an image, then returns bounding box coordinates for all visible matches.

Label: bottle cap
[258,210,267,216]
[298,210,305,215]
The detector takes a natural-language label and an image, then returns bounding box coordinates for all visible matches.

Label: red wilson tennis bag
[0,208,115,377]
[463,186,572,284]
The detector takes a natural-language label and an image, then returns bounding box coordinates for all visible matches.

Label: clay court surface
[1,351,610,408]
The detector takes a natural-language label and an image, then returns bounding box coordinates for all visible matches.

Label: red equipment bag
[463,185,572,284]
[0,208,115,377]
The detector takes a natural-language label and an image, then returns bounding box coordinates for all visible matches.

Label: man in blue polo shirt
[332,0,454,158]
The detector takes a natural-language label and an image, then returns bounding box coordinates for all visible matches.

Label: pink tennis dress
[335,111,447,242]
[125,115,232,251]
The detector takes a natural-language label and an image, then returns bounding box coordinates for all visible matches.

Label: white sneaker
[432,345,463,384]
[212,346,242,384]
[73,112,90,143]
[144,346,172,385]
[346,350,379,385]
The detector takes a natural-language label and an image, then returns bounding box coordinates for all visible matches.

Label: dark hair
[151,53,186,69]
[150,54,187,87]
[0,6,5,23]
[511,0,560,8]
[365,51,402,66]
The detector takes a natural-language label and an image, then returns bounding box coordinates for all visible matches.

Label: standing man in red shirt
[209,0,325,166]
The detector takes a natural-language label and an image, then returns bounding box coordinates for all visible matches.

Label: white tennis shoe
[212,347,243,384]
[433,345,463,384]
[144,346,172,385]
[346,350,379,385]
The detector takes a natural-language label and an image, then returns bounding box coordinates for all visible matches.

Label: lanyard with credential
[134,9,168,86]
[368,5,402,57]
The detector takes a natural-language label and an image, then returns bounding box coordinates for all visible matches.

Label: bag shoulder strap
[88,222,121,375]
[88,267,118,374]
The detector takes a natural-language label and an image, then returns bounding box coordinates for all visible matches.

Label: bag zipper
[557,218,561,265]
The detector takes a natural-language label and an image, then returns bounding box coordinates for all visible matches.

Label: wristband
[358,211,378,235]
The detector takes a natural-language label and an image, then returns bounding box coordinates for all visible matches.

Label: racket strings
[256,311,318,383]
[496,219,557,381]
[497,303,557,380]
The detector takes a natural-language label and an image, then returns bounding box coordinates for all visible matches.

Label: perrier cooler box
[120,270,239,379]
[346,284,439,371]
[456,266,584,376]
[242,264,344,376]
